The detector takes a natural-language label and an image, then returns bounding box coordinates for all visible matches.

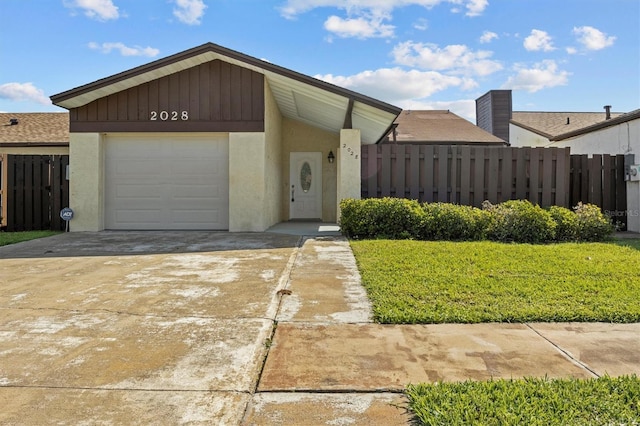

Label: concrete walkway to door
[1,225,639,425]
[245,224,640,424]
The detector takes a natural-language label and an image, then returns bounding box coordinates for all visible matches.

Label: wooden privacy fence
[361,145,627,227]
[1,155,69,231]
[362,145,571,207]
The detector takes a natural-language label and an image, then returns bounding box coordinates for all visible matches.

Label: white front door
[289,152,322,219]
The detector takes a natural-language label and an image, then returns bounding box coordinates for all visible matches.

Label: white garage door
[105,134,229,230]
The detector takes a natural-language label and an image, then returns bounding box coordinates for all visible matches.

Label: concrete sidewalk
[243,235,640,425]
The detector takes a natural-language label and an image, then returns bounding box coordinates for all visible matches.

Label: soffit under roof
[51,43,401,145]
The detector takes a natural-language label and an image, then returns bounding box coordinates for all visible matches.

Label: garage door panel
[171,184,222,197]
[105,134,229,230]
[171,210,222,223]
[115,185,164,198]
[115,210,162,224]
[115,161,160,176]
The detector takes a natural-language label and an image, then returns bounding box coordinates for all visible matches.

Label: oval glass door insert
[300,161,312,192]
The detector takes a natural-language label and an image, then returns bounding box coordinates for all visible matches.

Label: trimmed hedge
[340,198,614,243]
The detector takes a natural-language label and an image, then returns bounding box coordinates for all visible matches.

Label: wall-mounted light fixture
[327,150,335,163]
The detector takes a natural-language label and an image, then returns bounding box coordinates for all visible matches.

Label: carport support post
[336,129,361,221]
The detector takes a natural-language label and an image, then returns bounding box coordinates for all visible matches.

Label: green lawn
[406,375,640,426]
[0,231,61,247]
[350,239,640,323]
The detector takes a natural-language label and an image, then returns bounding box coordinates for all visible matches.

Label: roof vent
[9,118,18,125]
[566,117,570,125]
[604,105,612,120]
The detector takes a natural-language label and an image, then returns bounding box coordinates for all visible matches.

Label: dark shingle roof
[0,113,69,145]
[388,110,506,145]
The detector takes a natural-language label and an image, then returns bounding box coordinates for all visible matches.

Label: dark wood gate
[3,155,69,231]
[569,154,627,228]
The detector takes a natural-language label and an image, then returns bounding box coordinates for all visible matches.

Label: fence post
[0,154,5,228]
[624,154,637,232]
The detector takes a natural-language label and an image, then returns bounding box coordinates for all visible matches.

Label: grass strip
[0,231,60,247]
[350,240,640,323]
[406,375,640,426]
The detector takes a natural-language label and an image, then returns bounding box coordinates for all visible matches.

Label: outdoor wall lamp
[327,150,335,163]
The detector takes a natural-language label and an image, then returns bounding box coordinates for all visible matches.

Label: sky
[0,0,638,123]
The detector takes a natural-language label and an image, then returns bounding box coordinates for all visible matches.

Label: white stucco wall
[263,80,283,229]
[336,129,361,221]
[509,124,551,147]
[281,117,339,222]
[68,133,104,231]
[547,119,640,156]
[626,182,640,232]
[229,132,268,232]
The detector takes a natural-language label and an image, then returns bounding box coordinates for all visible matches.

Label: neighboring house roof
[550,109,640,141]
[0,113,69,147]
[511,111,625,140]
[387,110,507,145]
[51,42,401,145]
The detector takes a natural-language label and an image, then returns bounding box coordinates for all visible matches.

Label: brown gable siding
[69,59,265,133]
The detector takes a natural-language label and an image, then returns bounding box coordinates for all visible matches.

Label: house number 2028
[150,110,189,121]
[342,143,359,160]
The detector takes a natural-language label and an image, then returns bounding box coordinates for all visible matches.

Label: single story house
[475,90,639,156]
[383,109,507,145]
[50,42,402,232]
[0,113,70,227]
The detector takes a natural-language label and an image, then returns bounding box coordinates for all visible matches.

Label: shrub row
[339,198,614,243]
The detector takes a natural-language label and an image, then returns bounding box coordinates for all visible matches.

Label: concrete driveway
[0,231,301,425]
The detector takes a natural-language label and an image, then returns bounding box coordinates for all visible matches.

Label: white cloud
[479,31,498,44]
[64,0,120,21]
[279,0,488,30]
[573,26,616,51]
[464,0,488,17]
[88,42,160,57]
[324,15,394,39]
[173,0,207,25]
[392,41,503,76]
[315,67,470,103]
[523,29,555,52]
[413,18,428,31]
[0,82,51,105]
[566,46,578,55]
[502,60,570,93]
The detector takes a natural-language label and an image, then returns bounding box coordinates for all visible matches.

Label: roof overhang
[51,42,401,145]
